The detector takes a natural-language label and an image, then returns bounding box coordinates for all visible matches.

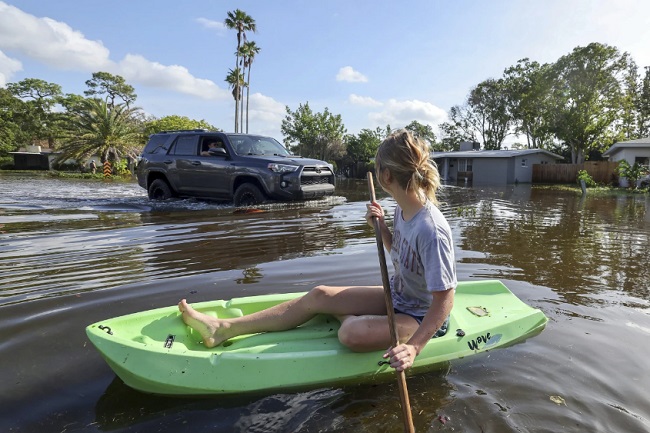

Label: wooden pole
[367,172,415,433]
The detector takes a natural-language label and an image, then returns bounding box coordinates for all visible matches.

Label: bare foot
[178,299,231,348]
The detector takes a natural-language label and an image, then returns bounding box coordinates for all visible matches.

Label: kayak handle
[98,325,113,335]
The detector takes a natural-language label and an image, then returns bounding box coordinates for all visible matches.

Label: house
[9,145,51,170]
[10,145,98,171]
[602,137,650,187]
[431,142,564,185]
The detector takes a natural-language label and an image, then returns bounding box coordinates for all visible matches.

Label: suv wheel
[148,179,174,200]
[234,183,265,206]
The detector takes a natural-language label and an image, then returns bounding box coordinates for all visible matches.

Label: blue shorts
[394,308,450,338]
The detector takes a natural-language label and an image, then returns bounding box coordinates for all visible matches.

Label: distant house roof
[431,149,563,160]
[602,137,650,157]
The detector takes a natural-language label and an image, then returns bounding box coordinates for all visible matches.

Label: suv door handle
[163,160,173,164]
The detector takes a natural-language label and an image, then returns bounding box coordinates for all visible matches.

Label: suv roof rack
[158,129,212,134]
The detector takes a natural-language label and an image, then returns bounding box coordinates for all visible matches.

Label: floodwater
[0,172,649,433]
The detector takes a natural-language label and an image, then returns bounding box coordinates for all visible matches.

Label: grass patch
[533,183,648,196]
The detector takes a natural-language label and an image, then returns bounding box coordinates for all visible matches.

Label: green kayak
[86,280,547,396]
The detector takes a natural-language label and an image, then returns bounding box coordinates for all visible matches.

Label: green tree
[84,72,137,108]
[502,58,555,149]
[404,120,437,149]
[7,78,63,146]
[549,42,630,163]
[442,103,482,150]
[57,98,144,165]
[615,60,641,141]
[225,9,256,133]
[437,121,469,151]
[344,127,383,177]
[281,102,347,161]
[638,66,650,137]
[144,115,218,136]
[239,40,261,133]
[0,88,22,165]
[467,78,512,150]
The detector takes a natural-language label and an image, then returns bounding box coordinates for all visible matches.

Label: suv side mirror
[209,148,227,156]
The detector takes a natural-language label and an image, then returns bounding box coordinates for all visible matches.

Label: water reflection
[450,186,649,303]
[93,364,454,432]
[1,179,648,308]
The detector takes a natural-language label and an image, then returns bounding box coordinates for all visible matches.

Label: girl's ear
[379,167,392,186]
[377,168,393,189]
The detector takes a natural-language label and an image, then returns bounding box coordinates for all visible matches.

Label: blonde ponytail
[375,129,441,205]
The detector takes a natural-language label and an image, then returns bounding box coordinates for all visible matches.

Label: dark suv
[136,130,335,206]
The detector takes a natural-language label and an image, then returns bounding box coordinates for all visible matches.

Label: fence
[532,161,619,184]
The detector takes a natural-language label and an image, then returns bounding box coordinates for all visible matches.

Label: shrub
[617,160,647,188]
[577,170,596,187]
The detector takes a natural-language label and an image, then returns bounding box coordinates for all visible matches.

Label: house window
[635,156,649,170]
[521,158,528,167]
[458,158,473,172]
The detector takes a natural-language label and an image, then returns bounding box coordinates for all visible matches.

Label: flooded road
[1,172,649,432]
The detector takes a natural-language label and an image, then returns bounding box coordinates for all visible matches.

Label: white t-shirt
[389,200,457,317]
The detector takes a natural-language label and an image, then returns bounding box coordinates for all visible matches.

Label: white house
[431,142,564,185]
[602,137,650,187]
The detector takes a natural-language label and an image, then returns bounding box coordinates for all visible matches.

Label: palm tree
[239,41,261,133]
[57,98,143,166]
[224,9,256,132]
[225,68,246,131]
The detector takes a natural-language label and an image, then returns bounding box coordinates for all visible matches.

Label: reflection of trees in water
[454,188,649,303]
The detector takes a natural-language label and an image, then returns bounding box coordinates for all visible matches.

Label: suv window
[144,134,169,154]
[226,134,290,156]
[170,135,199,156]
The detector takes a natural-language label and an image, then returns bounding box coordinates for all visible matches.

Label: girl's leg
[337,314,420,352]
[179,284,387,348]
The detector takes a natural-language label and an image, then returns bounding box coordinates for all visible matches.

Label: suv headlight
[268,163,299,173]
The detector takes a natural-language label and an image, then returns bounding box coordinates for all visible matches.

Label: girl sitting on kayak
[179,129,457,372]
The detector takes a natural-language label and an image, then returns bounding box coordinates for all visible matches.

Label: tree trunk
[233,86,239,133]
[246,67,251,134]
[240,86,244,133]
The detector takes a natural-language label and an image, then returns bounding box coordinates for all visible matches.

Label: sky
[1,0,649,143]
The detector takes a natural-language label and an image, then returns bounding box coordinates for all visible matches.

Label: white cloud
[368,99,448,128]
[196,17,226,32]
[0,2,231,100]
[336,66,368,83]
[244,93,286,138]
[248,93,285,123]
[118,54,230,100]
[0,2,112,71]
[0,50,22,86]
[348,94,382,107]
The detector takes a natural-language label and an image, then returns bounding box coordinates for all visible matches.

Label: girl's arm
[383,287,455,372]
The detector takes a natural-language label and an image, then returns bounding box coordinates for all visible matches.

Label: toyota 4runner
[136,130,336,206]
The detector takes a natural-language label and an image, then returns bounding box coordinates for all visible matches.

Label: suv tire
[148,179,174,200]
[234,183,265,206]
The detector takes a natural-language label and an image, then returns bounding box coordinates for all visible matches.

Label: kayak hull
[86,279,547,395]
